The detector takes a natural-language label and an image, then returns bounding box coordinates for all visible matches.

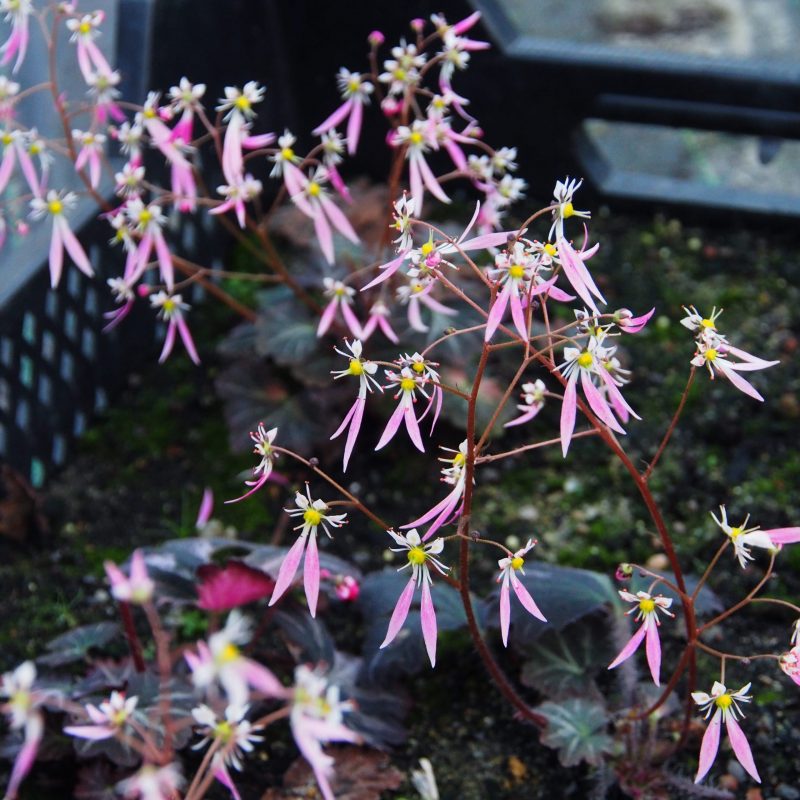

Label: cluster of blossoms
[681,305,779,401]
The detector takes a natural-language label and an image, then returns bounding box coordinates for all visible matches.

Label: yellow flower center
[543,243,557,257]
[639,598,656,614]
[219,643,240,664]
[730,526,742,540]
[162,298,176,313]
[334,286,346,296]
[409,131,423,146]
[393,67,407,81]
[234,95,251,111]
[1,132,11,146]
[408,546,426,565]
[214,720,233,741]
[400,377,416,392]
[421,241,435,256]
[411,282,424,293]
[78,21,91,35]
[139,208,153,225]
[47,199,63,215]
[577,352,593,369]
[511,556,524,570]
[705,348,718,362]
[715,693,733,710]
[28,142,40,155]
[281,146,295,161]
[348,78,361,93]
[562,201,575,218]
[348,359,364,376]
[307,182,321,197]
[143,107,156,119]
[509,265,525,280]
[412,361,425,374]
[111,709,129,726]
[452,452,466,467]
[304,508,323,527]
[701,318,716,329]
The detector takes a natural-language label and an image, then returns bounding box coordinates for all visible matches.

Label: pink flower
[209,174,263,228]
[549,177,591,241]
[64,691,138,741]
[393,120,450,212]
[290,666,360,800]
[317,278,363,338]
[402,441,467,540]
[710,506,775,569]
[87,70,125,123]
[312,68,373,155]
[505,380,546,428]
[288,168,360,265]
[1,0,33,73]
[29,191,94,288]
[150,291,201,366]
[779,646,800,687]
[360,300,399,344]
[1,661,45,800]
[615,307,655,334]
[126,199,174,289]
[375,366,427,452]
[225,423,278,504]
[330,339,382,471]
[73,129,106,189]
[496,540,546,647]
[765,525,800,546]
[216,82,266,185]
[167,77,206,143]
[268,485,348,617]
[396,276,457,333]
[116,763,184,800]
[608,590,674,685]
[381,529,449,667]
[186,611,286,707]
[66,12,112,82]
[104,549,154,604]
[692,681,759,784]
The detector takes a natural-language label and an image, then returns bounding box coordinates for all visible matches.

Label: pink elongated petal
[695,713,722,784]
[581,370,625,434]
[319,195,359,244]
[443,138,467,172]
[504,403,542,428]
[547,284,576,303]
[48,222,64,288]
[159,320,177,363]
[342,397,365,471]
[620,308,655,333]
[326,164,352,203]
[453,10,482,34]
[234,198,246,228]
[416,151,451,204]
[154,231,174,290]
[312,204,335,264]
[316,299,338,337]
[222,115,244,183]
[130,549,149,585]
[214,762,242,800]
[85,39,111,75]
[419,293,457,316]
[460,231,516,251]
[380,577,416,649]
[485,282,511,341]
[268,535,307,606]
[331,396,359,440]
[608,623,647,670]
[408,297,428,332]
[560,237,606,303]
[241,132,276,149]
[378,314,399,343]
[6,717,41,800]
[0,148,15,194]
[597,367,640,420]
[420,579,438,667]
[409,154,423,213]
[557,238,602,311]
[509,292,528,342]
[17,147,39,197]
[361,251,408,291]
[766,527,800,545]
[375,397,406,451]
[176,315,201,365]
[644,620,662,685]
[717,360,764,402]
[347,98,363,154]
[403,401,425,452]
[90,151,102,189]
[75,146,89,172]
[304,532,320,617]
[311,99,352,137]
[430,385,442,434]
[726,716,760,783]
[1,29,21,70]
[196,487,214,526]
[224,472,270,504]
[511,572,547,622]
[560,375,577,457]
[340,300,364,338]
[57,217,94,278]
[724,345,779,369]
[499,576,511,647]
[402,483,461,529]
[241,657,287,699]
[64,724,115,741]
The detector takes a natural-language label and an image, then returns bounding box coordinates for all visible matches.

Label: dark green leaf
[537,698,613,767]
[38,623,120,667]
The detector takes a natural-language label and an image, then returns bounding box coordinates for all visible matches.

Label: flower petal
[608,624,646,671]
[381,577,416,649]
[420,578,438,667]
[695,712,721,784]
[726,715,760,783]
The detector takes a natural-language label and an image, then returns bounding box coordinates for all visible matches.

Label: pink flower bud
[136,284,151,298]
[16,221,29,236]
[410,18,425,32]
[368,30,385,46]
[615,563,633,581]
[334,575,360,602]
